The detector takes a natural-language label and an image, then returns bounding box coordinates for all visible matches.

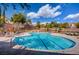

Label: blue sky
[2,3,79,23]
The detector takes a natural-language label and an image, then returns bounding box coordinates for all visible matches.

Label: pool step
[12,45,25,49]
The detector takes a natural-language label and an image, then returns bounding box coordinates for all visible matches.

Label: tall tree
[0,18,5,27]
[11,13,26,24]
[50,21,59,27]
[36,21,41,29]
[0,6,1,17]
[27,19,32,24]
[75,22,79,28]
[45,23,49,31]
[0,4,9,22]
[0,3,30,22]
[59,23,69,28]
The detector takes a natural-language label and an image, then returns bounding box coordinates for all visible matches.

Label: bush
[75,22,79,28]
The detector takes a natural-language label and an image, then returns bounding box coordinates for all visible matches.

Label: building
[69,23,77,29]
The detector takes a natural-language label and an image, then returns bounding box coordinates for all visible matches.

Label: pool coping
[12,32,79,54]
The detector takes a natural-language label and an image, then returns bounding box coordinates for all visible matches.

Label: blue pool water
[13,32,75,50]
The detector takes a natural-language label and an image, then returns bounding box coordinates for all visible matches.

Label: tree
[0,6,1,17]
[11,13,26,33]
[0,18,5,27]
[51,21,59,28]
[27,19,32,24]
[49,23,53,28]
[0,3,30,21]
[75,22,79,28]
[11,13,26,24]
[36,21,40,29]
[59,23,69,28]
[45,23,49,31]
[0,4,9,22]
[40,24,45,28]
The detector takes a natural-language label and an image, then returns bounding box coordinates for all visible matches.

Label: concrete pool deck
[0,32,79,54]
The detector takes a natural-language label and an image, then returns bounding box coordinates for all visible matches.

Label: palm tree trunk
[0,6,1,19]
[3,7,6,23]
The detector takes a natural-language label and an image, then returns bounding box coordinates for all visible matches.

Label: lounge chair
[74,32,79,36]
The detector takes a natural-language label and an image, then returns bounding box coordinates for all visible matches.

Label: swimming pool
[13,32,75,50]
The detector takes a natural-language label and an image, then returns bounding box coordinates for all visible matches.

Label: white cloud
[64,13,79,20]
[27,12,39,18]
[27,4,61,19]
[32,22,51,25]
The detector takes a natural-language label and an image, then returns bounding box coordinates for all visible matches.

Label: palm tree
[27,19,32,24]
[45,23,49,31]
[0,3,30,33]
[0,4,9,22]
[0,6,1,17]
[0,3,30,22]
[11,13,26,24]
[0,5,6,27]
[12,3,30,14]
[36,21,41,29]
